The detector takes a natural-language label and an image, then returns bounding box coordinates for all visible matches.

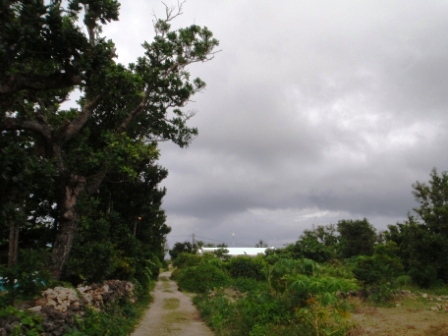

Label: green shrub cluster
[66,300,144,336]
[174,262,231,293]
[172,252,357,336]
[172,252,202,269]
[227,256,265,281]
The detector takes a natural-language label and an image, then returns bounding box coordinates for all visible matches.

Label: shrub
[409,265,438,288]
[194,291,294,336]
[172,252,202,269]
[232,277,267,293]
[0,249,52,306]
[227,256,266,281]
[296,301,353,336]
[176,263,231,293]
[0,306,44,335]
[249,323,302,336]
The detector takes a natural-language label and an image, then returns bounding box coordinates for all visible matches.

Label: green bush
[409,264,438,288]
[176,263,231,293]
[0,306,44,335]
[249,323,302,336]
[133,253,162,290]
[194,291,295,336]
[227,256,266,281]
[0,249,52,306]
[232,277,267,293]
[172,252,202,269]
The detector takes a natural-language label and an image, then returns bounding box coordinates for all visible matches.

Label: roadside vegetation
[170,168,448,335]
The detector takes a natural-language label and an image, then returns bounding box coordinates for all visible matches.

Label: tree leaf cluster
[0,0,218,285]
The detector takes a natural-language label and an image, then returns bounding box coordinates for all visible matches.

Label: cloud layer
[105,1,448,247]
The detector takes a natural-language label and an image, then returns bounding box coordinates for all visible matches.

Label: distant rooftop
[198,247,273,256]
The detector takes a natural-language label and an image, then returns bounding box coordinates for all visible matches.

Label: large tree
[386,168,448,286]
[295,224,339,262]
[0,1,219,278]
[337,218,376,258]
[412,168,448,237]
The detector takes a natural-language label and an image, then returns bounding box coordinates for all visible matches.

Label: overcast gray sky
[104,1,448,248]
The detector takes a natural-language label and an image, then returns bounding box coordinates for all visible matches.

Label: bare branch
[54,94,101,144]
[152,0,186,35]
[162,0,185,21]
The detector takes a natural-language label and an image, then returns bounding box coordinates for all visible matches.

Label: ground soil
[130,271,214,336]
[349,295,448,336]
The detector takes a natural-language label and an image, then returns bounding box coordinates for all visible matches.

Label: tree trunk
[50,175,86,279]
[7,221,19,268]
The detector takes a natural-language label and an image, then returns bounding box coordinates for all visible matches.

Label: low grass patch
[350,293,448,336]
[163,311,189,324]
[163,297,180,310]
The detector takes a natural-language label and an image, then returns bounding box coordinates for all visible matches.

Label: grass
[163,297,180,310]
[350,292,448,335]
[163,311,190,324]
[160,276,172,291]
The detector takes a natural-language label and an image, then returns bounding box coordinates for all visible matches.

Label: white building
[198,247,272,257]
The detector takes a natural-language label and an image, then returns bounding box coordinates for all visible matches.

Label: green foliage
[295,224,340,262]
[285,273,358,307]
[0,249,52,306]
[385,169,448,286]
[175,263,231,293]
[337,218,376,258]
[349,242,403,302]
[248,323,302,336]
[172,252,202,269]
[0,306,43,335]
[267,258,318,296]
[213,247,230,261]
[227,256,266,281]
[232,277,268,293]
[67,301,139,336]
[387,217,448,287]
[190,253,358,336]
[194,291,294,336]
[412,168,448,237]
[296,301,353,336]
[169,241,198,260]
[1,0,218,278]
[265,244,304,264]
[63,217,117,283]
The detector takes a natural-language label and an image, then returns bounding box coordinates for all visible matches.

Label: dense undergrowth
[172,248,448,336]
[172,252,359,336]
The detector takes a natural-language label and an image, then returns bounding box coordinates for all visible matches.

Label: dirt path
[131,271,215,336]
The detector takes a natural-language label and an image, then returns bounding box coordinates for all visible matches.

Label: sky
[103,0,448,248]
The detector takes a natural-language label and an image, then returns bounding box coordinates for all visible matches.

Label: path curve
[131,271,214,336]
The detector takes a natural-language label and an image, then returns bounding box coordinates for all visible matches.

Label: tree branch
[0,70,82,94]
[0,118,52,141]
[54,94,101,144]
[116,91,150,133]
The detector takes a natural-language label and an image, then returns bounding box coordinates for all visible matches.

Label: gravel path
[131,271,214,336]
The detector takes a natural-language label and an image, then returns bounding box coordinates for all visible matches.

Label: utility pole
[192,233,195,246]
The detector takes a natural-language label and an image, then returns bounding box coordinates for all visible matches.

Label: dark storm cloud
[107,0,448,247]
